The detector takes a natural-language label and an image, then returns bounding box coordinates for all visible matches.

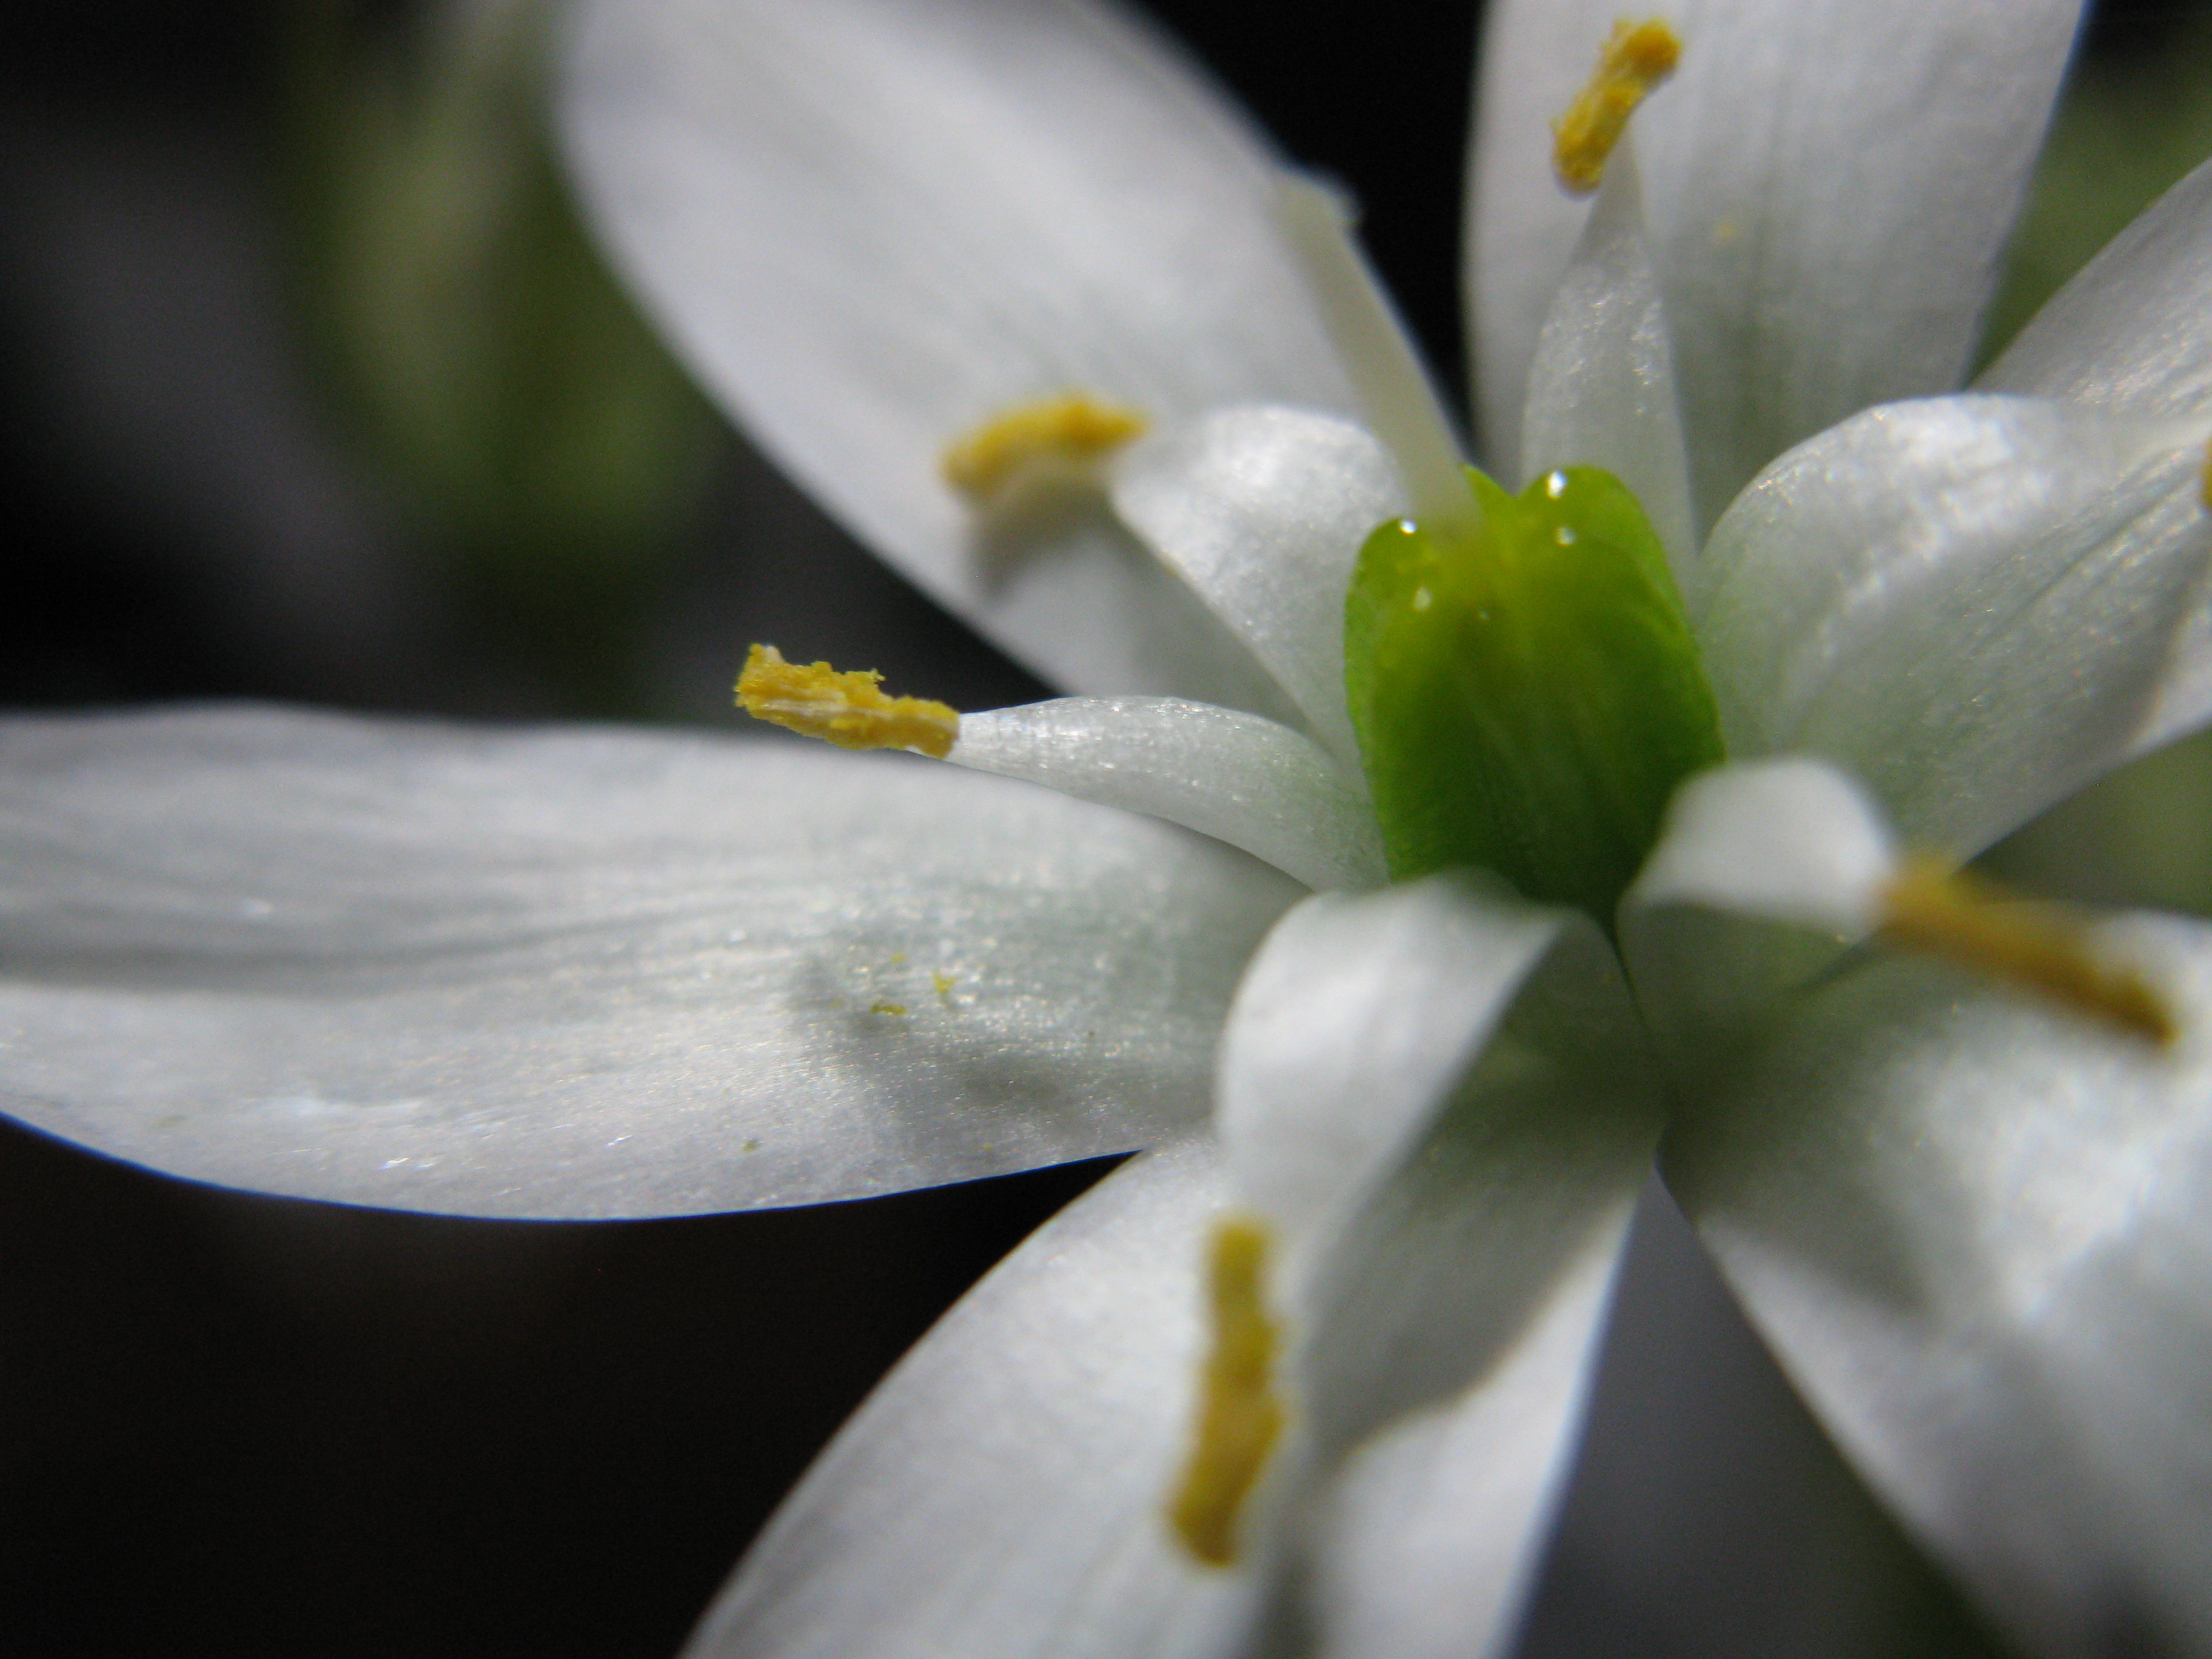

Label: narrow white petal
[685,1139,1264,1659]
[0,707,1301,1218]
[1274,176,1474,534]
[1471,0,2083,523]
[951,697,1385,893]
[1220,880,1664,1657]
[1465,0,1618,471]
[560,0,1355,701]
[1656,914,2212,1659]
[1305,1221,1639,1659]
[1113,405,1400,769]
[1517,145,1697,579]
[1693,395,2212,855]
[1980,153,2212,420]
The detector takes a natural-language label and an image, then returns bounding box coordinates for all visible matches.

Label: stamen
[1166,1215,1287,1569]
[2200,435,2212,511]
[1877,857,2177,1046]
[1275,175,1475,537]
[735,644,959,759]
[1552,18,1682,195]
[940,393,1147,511]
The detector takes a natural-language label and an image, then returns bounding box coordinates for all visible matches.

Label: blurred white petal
[1629,759,1896,938]
[953,697,1384,893]
[1471,0,2081,521]
[1981,153,2212,420]
[683,1138,1263,1659]
[559,0,1354,703]
[1980,155,2212,760]
[1220,880,1663,1657]
[1114,405,1401,769]
[1692,395,2211,854]
[1656,916,2212,1659]
[0,706,1300,1216]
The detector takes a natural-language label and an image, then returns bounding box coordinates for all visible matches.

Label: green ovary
[1345,464,1724,922]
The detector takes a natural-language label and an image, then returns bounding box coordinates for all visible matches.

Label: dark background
[0,1,2201,1654]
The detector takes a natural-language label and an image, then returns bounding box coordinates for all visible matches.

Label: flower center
[1345,466,1724,922]
[1551,17,1681,194]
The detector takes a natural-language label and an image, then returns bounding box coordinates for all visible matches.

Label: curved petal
[0,706,1301,1218]
[1980,152,2212,420]
[1655,916,2212,1659]
[1218,880,1664,1658]
[1113,405,1400,770]
[1624,768,2212,1656]
[682,1138,1266,1659]
[951,697,1385,893]
[1693,394,2212,855]
[1979,156,2212,760]
[1515,146,1697,579]
[560,0,1355,702]
[1470,0,2083,523]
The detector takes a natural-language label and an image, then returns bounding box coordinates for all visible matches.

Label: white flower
[5,1,2212,1657]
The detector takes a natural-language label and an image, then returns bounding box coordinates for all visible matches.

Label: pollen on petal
[735,644,959,759]
[1166,1215,1287,1569]
[940,393,1148,511]
[1552,18,1682,195]
[1878,856,2178,1046]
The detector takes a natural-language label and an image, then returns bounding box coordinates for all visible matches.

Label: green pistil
[1345,464,1724,922]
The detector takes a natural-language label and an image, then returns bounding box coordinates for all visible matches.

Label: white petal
[1219,880,1664,1657]
[1619,757,1894,1067]
[1304,1224,1643,1659]
[951,697,1385,893]
[1979,157,2212,760]
[1692,394,2212,854]
[1219,879,1567,1264]
[683,1138,1264,1659]
[1470,0,2083,523]
[1656,914,2212,1659]
[1980,153,2212,420]
[1111,405,1400,769]
[560,0,1355,702]
[0,706,1301,1218]
[1516,146,1697,579]
[1629,759,1897,938]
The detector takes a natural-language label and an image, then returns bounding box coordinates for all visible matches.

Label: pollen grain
[736,644,959,759]
[1167,1215,1287,1569]
[1878,857,2177,1047]
[1552,18,1682,195]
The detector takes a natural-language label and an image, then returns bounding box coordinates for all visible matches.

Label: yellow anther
[1166,1215,1287,1569]
[2199,436,2212,511]
[940,392,1148,511]
[735,643,960,759]
[1878,857,2177,1047]
[1552,18,1682,195]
